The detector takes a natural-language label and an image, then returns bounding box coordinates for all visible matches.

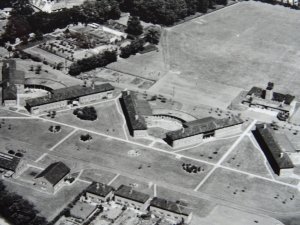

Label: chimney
[96,183,100,189]
[263,124,267,129]
[135,114,139,120]
[265,82,274,100]
[279,153,284,158]
[47,91,52,98]
[91,80,95,90]
[129,188,133,195]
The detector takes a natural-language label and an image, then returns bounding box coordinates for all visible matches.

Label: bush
[73,107,97,121]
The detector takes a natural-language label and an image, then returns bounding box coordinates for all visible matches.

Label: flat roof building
[252,124,294,176]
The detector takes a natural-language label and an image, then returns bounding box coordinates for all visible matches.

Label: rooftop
[115,185,150,204]
[86,182,114,197]
[26,83,114,107]
[166,116,243,141]
[120,91,152,130]
[35,162,70,186]
[150,197,192,216]
[255,124,294,169]
[0,152,22,172]
[247,86,295,105]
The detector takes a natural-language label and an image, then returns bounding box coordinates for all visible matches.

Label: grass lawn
[0,119,73,161]
[53,131,213,190]
[149,1,300,109]
[16,59,82,89]
[2,178,89,221]
[109,175,154,196]
[222,135,272,178]
[178,137,238,163]
[199,168,300,213]
[50,101,126,139]
[79,168,116,184]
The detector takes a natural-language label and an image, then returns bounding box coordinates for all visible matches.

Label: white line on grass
[193,120,257,191]
[107,173,120,185]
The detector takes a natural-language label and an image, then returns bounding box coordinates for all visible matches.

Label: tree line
[117,0,228,25]
[69,50,117,76]
[0,0,121,45]
[0,181,48,225]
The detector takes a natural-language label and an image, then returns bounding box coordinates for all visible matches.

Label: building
[114,185,151,211]
[272,132,300,165]
[84,182,114,204]
[0,152,26,178]
[165,116,243,148]
[150,197,193,224]
[34,162,70,193]
[25,83,114,114]
[120,91,152,138]
[242,82,296,119]
[252,124,294,177]
[1,60,25,106]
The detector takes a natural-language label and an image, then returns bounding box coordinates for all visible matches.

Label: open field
[109,175,154,195]
[2,178,89,221]
[54,131,213,190]
[178,137,238,163]
[149,1,300,109]
[16,59,82,89]
[190,205,284,225]
[222,135,273,178]
[0,119,73,161]
[79,168,116,184]
[199,168,300,213]
[0,109,27,117]
[107,50,166,81]
[50,101,126,138]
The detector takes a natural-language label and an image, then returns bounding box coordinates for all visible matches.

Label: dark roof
[120,91,152,130]
[115,185,150,203]
[86,182,114,197]
[166,116,243,141]
[150,198,192,216]
[255,124,294,169]
[247,86,295,105]
[0,152,22,172]
[2,84,17,101]
[2,60,25,84]
[26,83,114,107]
[35,162,70,186]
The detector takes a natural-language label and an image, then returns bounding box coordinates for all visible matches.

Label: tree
[120,38,145,58]
[198,0,209,13]
[126,16,143,36]
[144,26,161,44]
[34,31,43,41]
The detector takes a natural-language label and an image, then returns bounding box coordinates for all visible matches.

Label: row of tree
[0,0,121,45]
[117,0,227,25]
[0,181,47,225]
[69,50,117,76]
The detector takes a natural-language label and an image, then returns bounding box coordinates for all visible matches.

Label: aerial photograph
[0,0,300,224]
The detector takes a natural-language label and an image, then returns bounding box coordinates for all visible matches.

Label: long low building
[1,60,25,106]
[252,124,294,177]
[119,91,152,138]
[150,197,193,224]
[84,182,114,204]
[25,83,114,114]
[0,152,26,178]
[165,116,244,148]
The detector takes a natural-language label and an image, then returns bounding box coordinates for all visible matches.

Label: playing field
[54,131,214,190]
[150,1,300,109]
